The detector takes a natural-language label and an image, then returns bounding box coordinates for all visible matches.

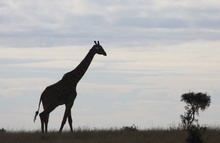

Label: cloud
[107,41,220,73]
[0,77,55,97]
[0,0,220,47]
[1,40,219,76]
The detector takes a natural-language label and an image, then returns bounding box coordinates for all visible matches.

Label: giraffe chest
[57,88,77,104]
[61,85,76,97]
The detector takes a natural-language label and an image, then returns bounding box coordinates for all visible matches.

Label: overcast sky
[0,0,220,131]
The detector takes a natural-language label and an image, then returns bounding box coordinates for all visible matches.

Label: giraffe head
[92,41,107,56]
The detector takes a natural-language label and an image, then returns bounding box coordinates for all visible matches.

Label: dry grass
[0,128,220,143]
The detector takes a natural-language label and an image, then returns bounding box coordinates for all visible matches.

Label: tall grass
[0,127,220,143]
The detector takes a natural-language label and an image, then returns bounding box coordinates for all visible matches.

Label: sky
[0,0,220,131]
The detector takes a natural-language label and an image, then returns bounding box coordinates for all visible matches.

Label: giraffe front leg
[59,102,73,133]
[59,108,70,133]
[68,111,73,132]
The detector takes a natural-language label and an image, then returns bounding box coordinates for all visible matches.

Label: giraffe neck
[63,49,96,85]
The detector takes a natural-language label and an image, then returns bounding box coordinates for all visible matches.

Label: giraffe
[34,41,107,133]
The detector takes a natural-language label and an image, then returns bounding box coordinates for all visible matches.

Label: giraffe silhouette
[34,41,107,133]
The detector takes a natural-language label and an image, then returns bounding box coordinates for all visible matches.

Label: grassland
[0,128,220,143]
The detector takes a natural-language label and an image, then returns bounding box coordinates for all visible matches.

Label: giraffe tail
[33,96,42,122]
[33,111,39,123]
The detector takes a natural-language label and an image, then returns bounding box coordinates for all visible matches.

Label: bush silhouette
[180,92,211,129]
[180,91,211,143]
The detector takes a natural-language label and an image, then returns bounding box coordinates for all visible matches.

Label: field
[1,128,220,143]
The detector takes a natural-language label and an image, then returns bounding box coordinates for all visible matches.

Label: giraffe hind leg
[39,111,50,133]
[45,114,49,133]
[39,112,45,133]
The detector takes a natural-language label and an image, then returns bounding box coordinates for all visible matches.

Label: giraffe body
[34,41,106,133]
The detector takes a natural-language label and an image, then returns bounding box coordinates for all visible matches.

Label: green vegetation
[0,127,220,143]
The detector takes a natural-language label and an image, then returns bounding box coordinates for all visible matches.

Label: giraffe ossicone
[34,41,106,133]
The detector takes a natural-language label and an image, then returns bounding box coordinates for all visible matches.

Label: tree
[180,92,211,129]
